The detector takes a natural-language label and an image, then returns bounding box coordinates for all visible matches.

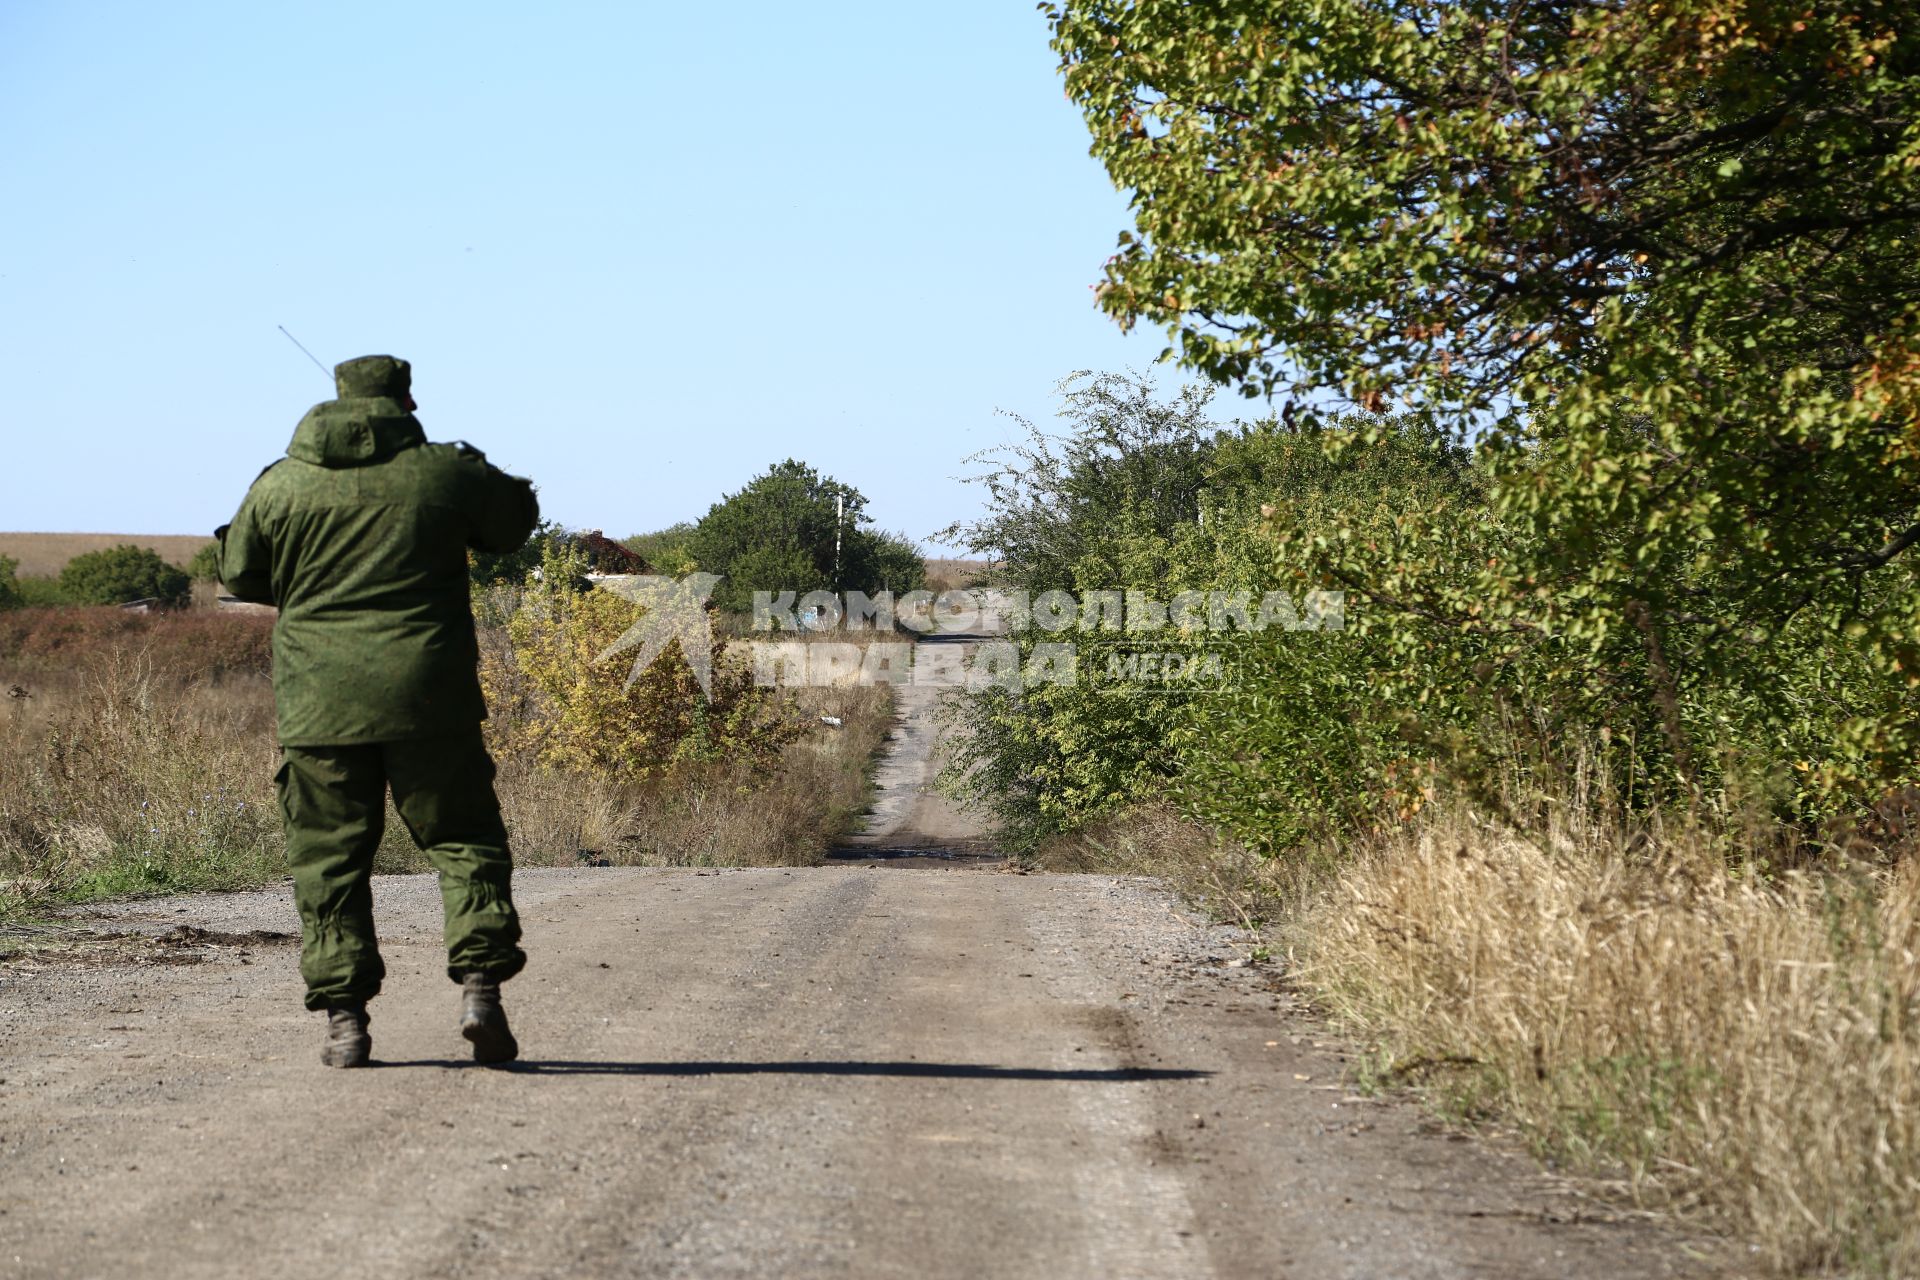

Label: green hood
[288,397,427,467]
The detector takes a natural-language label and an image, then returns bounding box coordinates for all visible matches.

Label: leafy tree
[622,523,699,578]
[866,530,929,596]
[940,372,1219,589]
[13,576,69,607]
[470,518,568,587]
[938,373,1222,842]
[185,542,221,584]
[59,545,190,607]
[0,555,21,610]
[1047,0,1920,804]
[692,460,925,613]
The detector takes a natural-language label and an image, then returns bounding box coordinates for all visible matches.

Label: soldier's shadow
[372,1058,1210,1082]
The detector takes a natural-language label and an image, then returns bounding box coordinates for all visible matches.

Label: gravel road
[0,865,1718,1279]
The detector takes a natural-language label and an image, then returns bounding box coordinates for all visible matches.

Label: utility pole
[833,491,844,587]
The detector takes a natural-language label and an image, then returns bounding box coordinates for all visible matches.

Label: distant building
[576,530,648,575]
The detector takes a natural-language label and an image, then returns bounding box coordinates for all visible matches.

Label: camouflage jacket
[219,396,537,746]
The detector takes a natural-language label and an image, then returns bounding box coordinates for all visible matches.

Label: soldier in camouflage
[219,355,538,1067]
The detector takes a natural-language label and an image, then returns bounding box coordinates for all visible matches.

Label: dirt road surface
[831,635,997,867]
[0,866,1724,1280]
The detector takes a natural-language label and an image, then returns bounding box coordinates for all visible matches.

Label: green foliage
[866,530,929,596]
[469,518,568,587]
[185,542,221,584]
[1044,1,1920,814]
[13,577,71,608]
[940,373,1222,843]
[480,540,802,782]
[622,523,699,577]
[940,372,1220,588]
[692,459,926,612]
[950,369,1917,854]
[1173,418,1487,850]
[945,373,1480,850]
[0,555,21,610]
[58,545,190,607]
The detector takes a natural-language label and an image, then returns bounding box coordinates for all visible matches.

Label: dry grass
[0,603,894,917]
[1036,803,1291,907]
[1049,796,1920,1275]
[923,557,993,594]
[490,682,892,869]
[0,649,283,914]
[0,605,273,680]
[0,532,213,577]
[1294,812,1920,1275]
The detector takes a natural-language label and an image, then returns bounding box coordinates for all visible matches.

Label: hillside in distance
[0,533,214,577]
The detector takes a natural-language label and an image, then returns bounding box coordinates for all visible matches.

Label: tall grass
[1296,810,1919,1275]
[1047,790,1920,1276]
[491,682,890,869]
[0,647,282,913]
[0,605,893,918]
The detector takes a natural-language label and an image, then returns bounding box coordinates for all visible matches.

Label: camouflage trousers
[274,727,525,1012]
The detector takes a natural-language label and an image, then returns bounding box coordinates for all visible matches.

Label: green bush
[622,523,699,577]
[692,459,925,613]
[185,541,221,583]
[479,541,803,781]
[0,555,21,610]
[58,545,190,607]
[947,372,1919,855]
[938,373,1218,845]
[944,374,1487,850]
[13,576,71,608]
[469,517,567,587]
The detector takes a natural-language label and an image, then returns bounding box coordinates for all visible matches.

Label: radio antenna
[277,325,331,380]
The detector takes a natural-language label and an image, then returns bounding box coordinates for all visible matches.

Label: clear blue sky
[0,2,1204,551]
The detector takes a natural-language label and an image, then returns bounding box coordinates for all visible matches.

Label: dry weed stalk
[2,604,894,916]
[1299,811,1920,1275]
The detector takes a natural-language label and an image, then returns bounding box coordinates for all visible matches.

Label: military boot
[320,1002,371,1068]
[460,972,518,1065]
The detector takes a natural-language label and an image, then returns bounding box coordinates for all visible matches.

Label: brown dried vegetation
[1048,797,1920,1276]
[0,603,890,919]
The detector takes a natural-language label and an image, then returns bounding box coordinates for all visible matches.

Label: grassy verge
[0,605,892,919]
[1040,803,1920,1276]
[475,679,890,872]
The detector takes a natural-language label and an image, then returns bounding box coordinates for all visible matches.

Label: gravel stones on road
[0,867,1716,1279]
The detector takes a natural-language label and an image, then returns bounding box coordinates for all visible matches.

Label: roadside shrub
[491,681,890,868]
[59,544,190,607]
[13,577,70,608]
[481,543,803,781]
[0,555,20,610]
[942,373,1490,850]
[185,541,221,583]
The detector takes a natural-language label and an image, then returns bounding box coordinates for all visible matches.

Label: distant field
[0,533,212,578]
[924,557,992,588]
